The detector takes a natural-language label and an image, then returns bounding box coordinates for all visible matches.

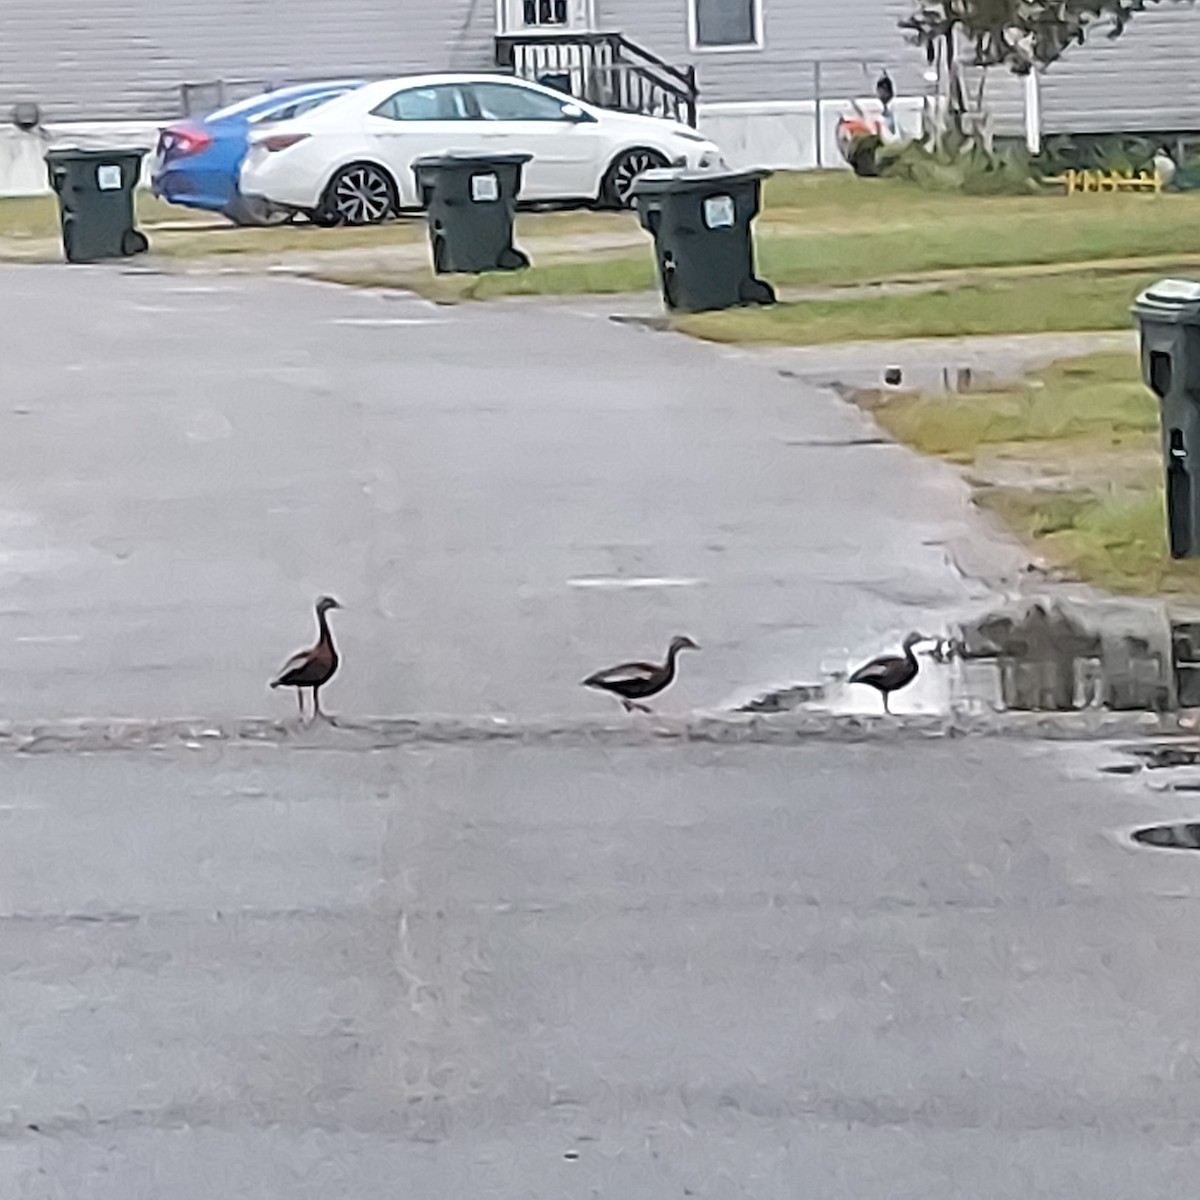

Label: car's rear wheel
[600,148,669,209]
[318,162,399,226]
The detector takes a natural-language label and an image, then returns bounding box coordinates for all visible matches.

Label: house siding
[597,0,928,106]
[0,0,497,121]
[959,64,1028,139]
[963,6,1200,140]
[1037,7,1200,135]
[4,0,1199,131]
[1,0,938,122]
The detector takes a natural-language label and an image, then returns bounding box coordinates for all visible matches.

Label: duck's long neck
[316,608,334,649]
[663,643,682,677]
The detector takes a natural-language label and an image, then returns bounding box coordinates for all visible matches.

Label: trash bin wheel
[599,148,669,210]
[122,230,149,256]
[660,253,679,310]
[318,162,399,226]
[739,277,776,306]
[497,247,530,271]
[431,230,449,275]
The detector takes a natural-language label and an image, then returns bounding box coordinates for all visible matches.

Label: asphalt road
[0,264,1023,722]
[0,735,1192,1198]
[1,264,1188,1198]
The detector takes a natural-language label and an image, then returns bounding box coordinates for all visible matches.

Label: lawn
[855,352,1200,598]
[8,170,1200,353]
[675,269,1170,345]
[0,191,214,240]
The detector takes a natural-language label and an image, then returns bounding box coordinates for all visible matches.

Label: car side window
[372,85,469,122]
[469,83,572,122]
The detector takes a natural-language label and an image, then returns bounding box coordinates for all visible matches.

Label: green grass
[755,202,1200,288]
[146,216,429,257]
[11,170,1200,302]
[868,353,1156,458]
[0,191,213,239]
[977,486,1200,596]
[312,251,656,302]
[452,254,655,298]
[750,174,1200,288]
[855,350,1200,597]
[676,270,1169,345]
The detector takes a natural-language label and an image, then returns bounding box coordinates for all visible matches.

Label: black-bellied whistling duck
[270,595,342,721]
[583,635,700,713]
[849,631,927,714]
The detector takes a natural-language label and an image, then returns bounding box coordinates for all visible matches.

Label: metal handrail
[494,30,699,127]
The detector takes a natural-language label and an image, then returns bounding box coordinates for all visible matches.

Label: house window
[691,0,761,49]
[523,0,567,24]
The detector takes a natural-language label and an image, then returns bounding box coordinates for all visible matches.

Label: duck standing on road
[583,636,700,713]
[849,631,927,714]
[270,595,342,722]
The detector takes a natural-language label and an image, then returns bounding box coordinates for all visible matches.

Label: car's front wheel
[599,148,669,209]
[318,163,399,226]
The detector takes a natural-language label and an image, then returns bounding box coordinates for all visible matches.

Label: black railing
[495,32,698,127]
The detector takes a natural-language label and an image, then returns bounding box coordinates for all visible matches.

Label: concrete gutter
[1,710,1196,756]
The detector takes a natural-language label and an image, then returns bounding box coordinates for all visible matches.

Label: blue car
[151,80,363,225]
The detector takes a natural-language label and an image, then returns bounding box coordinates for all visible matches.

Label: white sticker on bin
[703,195,735,229]
[471,173,500,202]
[96,165,122,191]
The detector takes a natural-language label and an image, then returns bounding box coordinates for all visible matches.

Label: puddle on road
[739,599,1196,719]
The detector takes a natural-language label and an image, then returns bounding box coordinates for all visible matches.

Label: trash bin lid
[631,165,772,198]
[413,151,532,170]
[45,145,150,163]
[1133,277,1200,323]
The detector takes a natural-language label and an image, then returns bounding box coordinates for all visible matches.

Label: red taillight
[161,127,212,159]
[261,133,310,152]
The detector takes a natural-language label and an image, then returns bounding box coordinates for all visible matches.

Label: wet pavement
[0,733,1197,1199]
[0,264,1030,722]
[6,265,1200,1198]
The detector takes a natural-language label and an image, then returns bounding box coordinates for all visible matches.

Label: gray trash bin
[631,166,775,314]
[412,153,531,274]
[1132,278,1200,558]
[45,146,150,264]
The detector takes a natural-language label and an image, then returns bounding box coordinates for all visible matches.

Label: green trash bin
[1132,278,1200,558]
[45,146,150,264]
[631,166,776,314]
[412,153,531,274]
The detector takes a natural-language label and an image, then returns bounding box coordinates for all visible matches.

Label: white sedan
[239,73,723,224]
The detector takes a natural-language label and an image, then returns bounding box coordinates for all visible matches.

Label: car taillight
[261,133,310,152]
[162,127,212,158]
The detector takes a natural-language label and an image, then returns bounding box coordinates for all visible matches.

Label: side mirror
[561,103,591,123]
